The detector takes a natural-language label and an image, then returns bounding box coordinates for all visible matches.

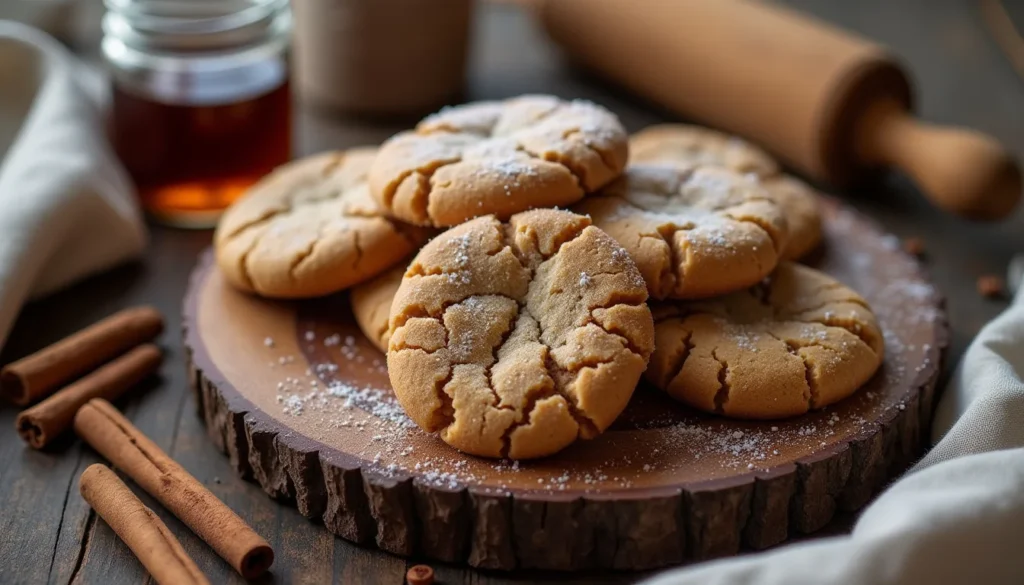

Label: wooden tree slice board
[184,198,947,572]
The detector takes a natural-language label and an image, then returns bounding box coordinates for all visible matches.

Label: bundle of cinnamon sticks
[5,306,164,447]
[2,306,274,583]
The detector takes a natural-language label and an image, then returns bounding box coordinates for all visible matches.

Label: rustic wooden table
[2,2,1023,584]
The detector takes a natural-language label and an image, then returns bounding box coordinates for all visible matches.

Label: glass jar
[103,0,292,228]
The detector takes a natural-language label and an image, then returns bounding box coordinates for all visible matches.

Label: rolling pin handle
[855,99,1022,220]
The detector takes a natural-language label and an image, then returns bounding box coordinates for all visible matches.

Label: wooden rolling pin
[535,0,1022,220]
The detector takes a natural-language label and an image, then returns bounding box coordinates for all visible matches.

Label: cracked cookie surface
[647,262,884,419]
[386,209,654,459]
[574,164,789,300]
[215,149,431,298]
[630,124,823,260]
[369,95,629,228]
[351,262,406,352]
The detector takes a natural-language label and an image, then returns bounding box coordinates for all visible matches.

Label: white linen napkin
[0,21,146,350]
[645,265,1024,585]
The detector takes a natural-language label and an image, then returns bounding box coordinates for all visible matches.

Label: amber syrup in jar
[103,0,292,227]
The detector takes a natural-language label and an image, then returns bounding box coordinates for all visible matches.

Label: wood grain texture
[0,2,1021,583]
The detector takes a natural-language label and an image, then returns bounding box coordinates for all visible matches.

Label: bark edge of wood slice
[184,197,947,571]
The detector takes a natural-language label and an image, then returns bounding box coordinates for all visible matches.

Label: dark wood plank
[0,436,84,585]
[1,1,1021,584]
[335,547,407,585]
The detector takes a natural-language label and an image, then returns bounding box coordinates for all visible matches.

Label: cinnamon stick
[1,306,164,405]
[16,344,162,449]
[406,564,435,585]
[79,464,209,585]
[74,399,274,578]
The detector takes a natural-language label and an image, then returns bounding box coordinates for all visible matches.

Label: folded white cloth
[645,267,1024,585]
[0,21,146,350]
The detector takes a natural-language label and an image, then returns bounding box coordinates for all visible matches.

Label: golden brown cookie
[630,124,823,260]
[574,165,789,300]
[351,262,406,352]
[387,209,654,459]
[215,149,431,298]
[758,175,823,261]
[630,124,779,176]
[369,95,629,228]
[647,262,884,419]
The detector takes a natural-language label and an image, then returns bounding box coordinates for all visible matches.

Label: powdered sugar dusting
[273,368,411,427]
[611,247,631,263]
[437,233,474,284]
[685,169,736,195]
[449,233,472,266]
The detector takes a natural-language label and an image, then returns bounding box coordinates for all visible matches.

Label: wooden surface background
[2,2,1023,584]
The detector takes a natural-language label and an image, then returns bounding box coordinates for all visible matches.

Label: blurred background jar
[292,0,473,118]
[103,0,292,228]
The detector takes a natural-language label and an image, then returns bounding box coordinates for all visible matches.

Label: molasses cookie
[630,124,822,260]
[574,164,789,300]
[630,124,778,176]
[647,262,884,419]
[758,175,823,261]
[351,262,406,352]
[369,95,629,227]
[216,149,430,298]
[387,209,654,459]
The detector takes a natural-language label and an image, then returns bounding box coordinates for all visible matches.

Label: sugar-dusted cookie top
[387,209,654,459]
[369,95,629,227]
[574,164,789,300]
[215,149,431,298]
[647,262,884,419]
[630,124,779,177]
[630,124,822,260]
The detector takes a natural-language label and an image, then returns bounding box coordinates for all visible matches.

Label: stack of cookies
[213,95,884,461]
